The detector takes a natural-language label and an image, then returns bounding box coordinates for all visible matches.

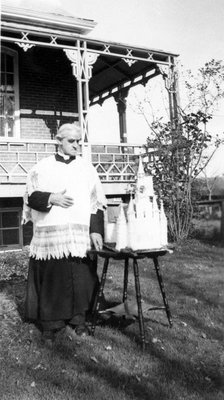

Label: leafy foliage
[144,112,212,240]
[184,59,224,114]
[142,60,224,242]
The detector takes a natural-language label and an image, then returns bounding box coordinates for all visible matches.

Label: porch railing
[0,139,146,184]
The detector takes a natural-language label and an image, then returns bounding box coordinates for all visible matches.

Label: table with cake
[90,158,173,350]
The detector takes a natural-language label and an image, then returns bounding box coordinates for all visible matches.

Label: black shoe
[67,324,89,339]
[42,330,55,347]
[75,325,89,337]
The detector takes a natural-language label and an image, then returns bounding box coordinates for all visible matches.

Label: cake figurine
[104,207,116,244]
[151,195,161,249]
[159,200,168,246]
[115,204,128,251]
[127,195,136,250]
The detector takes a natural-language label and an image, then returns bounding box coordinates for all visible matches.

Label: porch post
[64,42,98,160]
[167,56,180,129]
[114,88,129,143]
[76,40,90,159]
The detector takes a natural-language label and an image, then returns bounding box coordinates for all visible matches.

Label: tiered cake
[104,157,168,251]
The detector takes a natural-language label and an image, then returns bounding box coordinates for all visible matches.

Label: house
[0,2,179,249]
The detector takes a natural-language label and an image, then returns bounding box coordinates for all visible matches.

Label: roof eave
[1,5,179,58]
[1,6,97,35]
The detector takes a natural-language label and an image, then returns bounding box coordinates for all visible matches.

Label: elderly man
[23,123,106,344]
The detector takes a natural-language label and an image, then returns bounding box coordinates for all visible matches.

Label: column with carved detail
[114,88,129,144]
[64,42,98,159]
[160,57,180,129]
[168,57,180,129]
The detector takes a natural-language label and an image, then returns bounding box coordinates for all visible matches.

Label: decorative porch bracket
[15,31,36,52]
[64,43,98,159]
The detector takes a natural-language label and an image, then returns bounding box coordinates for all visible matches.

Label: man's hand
[49,190,74,208]
[90,233,103,251]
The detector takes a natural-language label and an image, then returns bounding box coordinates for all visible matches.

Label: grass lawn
[0,239,223,400]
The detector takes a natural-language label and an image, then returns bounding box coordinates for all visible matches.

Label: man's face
[59,131,81,156]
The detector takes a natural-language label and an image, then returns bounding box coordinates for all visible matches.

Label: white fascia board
[1,5,97,35]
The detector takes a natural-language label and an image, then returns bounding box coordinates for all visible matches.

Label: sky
[5,0,224,175]
[9,0,224,70]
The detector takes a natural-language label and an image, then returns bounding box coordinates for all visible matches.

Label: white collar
[57,151,70,160]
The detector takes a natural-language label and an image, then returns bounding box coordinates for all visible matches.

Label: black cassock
[24,154,104,332]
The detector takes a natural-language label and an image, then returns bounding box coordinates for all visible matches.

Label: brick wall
[18,46,78,139]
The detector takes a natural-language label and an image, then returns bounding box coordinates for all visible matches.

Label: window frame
[1,46,20,138]
[0,207,23,249]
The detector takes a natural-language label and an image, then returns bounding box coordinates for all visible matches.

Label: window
[0,208,23,248]
[0,47,20,137]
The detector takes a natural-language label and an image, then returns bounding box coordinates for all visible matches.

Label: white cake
[104,157,168,251]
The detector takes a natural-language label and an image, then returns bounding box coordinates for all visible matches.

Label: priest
[23,123,106,344]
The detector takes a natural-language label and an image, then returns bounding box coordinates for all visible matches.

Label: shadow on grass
[178,312,224,342]
[89,317,223,398]
[2,319,223,400]
[57,331,223,400]
[167,278,222,308]
[55,341,167,400]
[0,340,166,400]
